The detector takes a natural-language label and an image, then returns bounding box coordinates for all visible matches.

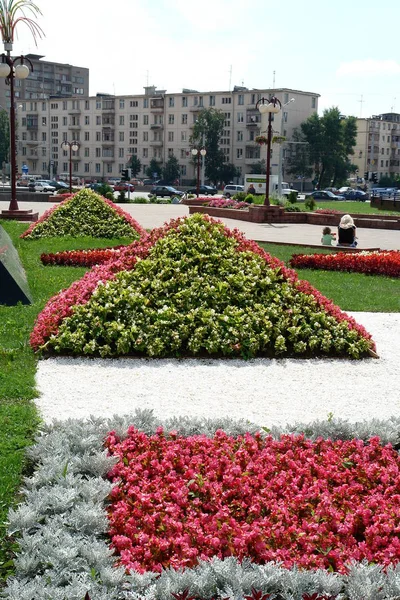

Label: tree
[300,107,357,189]
[145,158,162,180]
[218,163,240,185]
[250,159,266,174]
[127,155,141,177]
[0,109,9,168]
[191,108,225,184]
[286,128,313,182]
[162,155,180,183]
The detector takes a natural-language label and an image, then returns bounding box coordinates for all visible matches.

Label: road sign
[21,164,28,174]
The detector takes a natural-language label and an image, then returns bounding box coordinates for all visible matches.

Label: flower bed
[30,214,375,358]
[40,245,127,267]
[207,198,249,210]
[289,251,400,278]
[21,188,146,240]
[5,413,400,600]
[106,428,400,575]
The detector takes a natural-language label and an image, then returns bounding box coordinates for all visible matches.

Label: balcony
[101,137,115,145]
[150,124,164,129]
[26,121,38,131]
[150,98,164,112]
[102,119,115,127]
[68,124,81,130]
[245,157,261,165]
[26,139,40,145]
[68,108,81,115]
[150,140,163,146]
[101,103,115,112]
[102,155,115,162]
[190,105,202,112]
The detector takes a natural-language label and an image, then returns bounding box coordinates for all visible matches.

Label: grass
[0,220,399,584]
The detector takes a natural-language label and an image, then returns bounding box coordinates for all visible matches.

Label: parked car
[16,179,30,187]
[151,185,185,198]
[309,190,345,201]
[223,184,245,198]
[113,182,135,192]
[186,185,218,196]
[85,183,106,192]
[28,180,56,193]
[342,190,368,201]
[143,178,156,186]
[46,180,69,190]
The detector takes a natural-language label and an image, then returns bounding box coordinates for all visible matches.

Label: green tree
[250,159,266,174]
[0,109,9,167]
[128,155,141,177]
[300,107,357,189]
[286,128,313,182]
[145,158,162,180]
[219,162,240,185]
[162,154,180,183]
[191,108,225,184]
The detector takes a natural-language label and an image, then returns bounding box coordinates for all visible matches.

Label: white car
[29,180,56,193]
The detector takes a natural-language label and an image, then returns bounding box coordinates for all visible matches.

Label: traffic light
[372,172,378,183]
[364,171,369,181]
[121,169,129,181]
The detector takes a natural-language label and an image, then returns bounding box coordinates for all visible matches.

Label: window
[168,114,174,124]
[168,131,174,142]
[222,97,232,104]
[119,148,124,157]
[237,131,243,141]
[96,148,101,157]
[119,116,125,125]
[42,102,46,111]
[236,148,243,159]
[42,116,47,126]
[95,163,101,173]
[237,112,244,123]
[142,148,148,157]
[96,116,101,125]
[143,131,148,141]
[62,117,67,126]
[143,98,149,108]
[50,103,59,110]
[182,96,188,107]
[62,101,67,110]
[182,114,187,124]
[85,100,90,110]
[84,131,89,141]
[199,96,203,107]
[42,132,46,141]
[284,93,289,104]
[169,97,175,107]
[238,94,244,105]
[85,116,90,125]
[119,132,124,141]
[168,148,173,156]
[130,100,138,107]
[96,132,101,141]
[119,99,125,109]
[181,131,187,142]
[251,94,256,104]
[84,148,89,157]
[381,160,384,167]
[181,165,186,176]
[84,163,90,172]
[143,115,149,125]
[209,95,215,106]
[180,149,186,159]
[311,97,316,109]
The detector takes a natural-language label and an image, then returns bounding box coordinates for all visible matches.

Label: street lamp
[191,146,206,197]
[256,96,282,206]
[0,52,32,212]
[0,0,44,220]
[277,98,295,196]
[61,140,80,193]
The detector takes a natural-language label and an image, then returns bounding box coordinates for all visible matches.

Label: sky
[9,0,400,118]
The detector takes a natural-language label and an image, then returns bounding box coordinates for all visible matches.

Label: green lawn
[0,221,399,583]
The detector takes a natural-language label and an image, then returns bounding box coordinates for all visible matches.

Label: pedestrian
[338,214,357,247]
[247,184,256,195]
[321,226,336,246]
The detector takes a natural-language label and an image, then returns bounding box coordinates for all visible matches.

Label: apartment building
[0,54,89,110]
[16,85,319,183]
[353,113,400,181]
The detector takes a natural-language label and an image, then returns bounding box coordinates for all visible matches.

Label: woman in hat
[338,214,357,247]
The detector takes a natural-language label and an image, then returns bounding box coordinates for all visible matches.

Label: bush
[105,192,114,201]
[304,196,316,211]
[244,194,255,204]
[284,204,302,212]
[131,196,149,204]
[233,191,247,202]
[118,191,127,203]
[287,190,298,204]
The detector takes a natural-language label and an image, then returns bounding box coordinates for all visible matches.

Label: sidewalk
[4,200,400,250]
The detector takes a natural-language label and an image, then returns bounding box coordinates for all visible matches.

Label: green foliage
[304,196,316,211]
[233,191,247,202]
[287,191,298,204]
[131,196,149,204]
[128,154,141,177]
[118,190,127,203]
[146,158,162,179]
[250,159,266,174]
[94,183,113,197]
[284,204,302,212]
[244,194,255,204]
[191,108,225,184]
[162,154,181,183]
[105,191,114,201]
[218,162,240,185]
[300,108,358,189]
[23,189,141,239]
[45,214,372,359]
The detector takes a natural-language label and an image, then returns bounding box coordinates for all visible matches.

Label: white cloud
[337,59,400,77]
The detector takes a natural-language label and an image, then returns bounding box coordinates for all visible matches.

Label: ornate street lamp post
[191,147,206,197]
[61,140,80,193]
[256,96,282,206]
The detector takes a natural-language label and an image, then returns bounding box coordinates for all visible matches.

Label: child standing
[321,226,336,246]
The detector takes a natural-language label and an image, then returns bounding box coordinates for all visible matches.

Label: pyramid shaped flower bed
[20,188,145,240]
[31,213,375,358]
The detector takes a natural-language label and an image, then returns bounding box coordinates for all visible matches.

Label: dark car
[151,185,185,198]
[342,190,368,201]
[143,178,156,186]
[309,190,345,201]
[47,180,69,190]
[185,185,218,196]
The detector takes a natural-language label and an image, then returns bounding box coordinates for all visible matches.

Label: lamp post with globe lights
[0,0,44,219]
[191,146,206,197]
[256,96,282,206]
[61,140,80,193]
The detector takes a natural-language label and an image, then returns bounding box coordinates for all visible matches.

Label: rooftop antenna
[229,65,232,91]
[146,70,149,87]
[391,97,396,112]
[272,70,276,90]
[358,94,364,117]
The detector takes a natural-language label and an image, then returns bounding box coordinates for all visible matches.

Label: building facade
[15,85,319,183]
[0,54,89,110]
[353,113,400,182]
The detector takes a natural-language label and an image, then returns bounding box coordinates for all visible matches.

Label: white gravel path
[35,312,400,426]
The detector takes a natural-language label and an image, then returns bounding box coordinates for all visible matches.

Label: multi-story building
[15,85,319,183]
[0,54,89,109]
[353,113,400,181]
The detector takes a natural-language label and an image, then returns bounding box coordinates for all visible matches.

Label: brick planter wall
[370,197,400,212]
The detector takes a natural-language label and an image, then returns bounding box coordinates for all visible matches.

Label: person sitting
[321,226,336,246]
[247,184,256,195]
[337,214,357,247]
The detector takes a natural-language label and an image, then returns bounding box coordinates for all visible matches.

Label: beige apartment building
[16,85,319,184]
[353,113,400,182]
